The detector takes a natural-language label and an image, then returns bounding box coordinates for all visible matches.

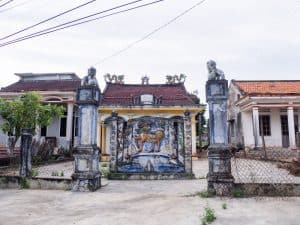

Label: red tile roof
[233,80,300,96]
[0,79,81,92]
[101,83,199,106]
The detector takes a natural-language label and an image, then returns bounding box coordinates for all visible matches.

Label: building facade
[0,73,205,164]
[0,73,81,152]
[228,80,300,149]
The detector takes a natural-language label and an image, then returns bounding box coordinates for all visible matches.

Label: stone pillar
[72,85,101,192]
[184,110,193,174]
[252,107,260,148]
[109,112,118,173]
[287,106,296,149]
[191,115,197,155]
[19,128,33,178]
[66,102,74,150]
[206,79,234,196]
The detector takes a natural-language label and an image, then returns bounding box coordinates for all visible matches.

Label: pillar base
[207,144,234,196]
[72,145,101,192]
[72,172,101,192]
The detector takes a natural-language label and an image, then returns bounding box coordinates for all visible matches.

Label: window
[41,126,47,137]
[259,115,271,136]
[140,94,153,105]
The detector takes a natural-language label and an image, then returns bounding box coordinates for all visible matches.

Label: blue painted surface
[118,153,184,173]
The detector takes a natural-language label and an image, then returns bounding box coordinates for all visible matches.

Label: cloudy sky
[0,0,299,103]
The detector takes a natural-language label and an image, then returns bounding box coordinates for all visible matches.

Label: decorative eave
[236,95,300,111]
[0,91,77,103]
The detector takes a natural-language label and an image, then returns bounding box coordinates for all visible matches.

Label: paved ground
[0,183,299,225]
[1,159,300,225]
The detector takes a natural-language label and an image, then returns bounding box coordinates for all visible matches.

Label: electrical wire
[0,0,164,48]
[0,0,13,9]
[0,0,146,47]
[0,0,96,41]
[94,0,207,65]
[0,0,37,14]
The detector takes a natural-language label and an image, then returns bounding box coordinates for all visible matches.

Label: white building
[228,80,300,149]
[0,73,81,151]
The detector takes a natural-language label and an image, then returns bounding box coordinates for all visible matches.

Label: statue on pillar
[81,67,99,86]
[207,60,225,80]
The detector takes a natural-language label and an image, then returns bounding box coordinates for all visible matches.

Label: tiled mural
[116,116,185,173]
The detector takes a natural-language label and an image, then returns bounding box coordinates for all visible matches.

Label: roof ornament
[81,67,98,86]
[104,73,124,84]
[207,60,225,80]
[141,75,149,85]
[165,74,186,84]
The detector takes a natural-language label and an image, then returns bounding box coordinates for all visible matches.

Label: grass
[222,203,227,210]
[201,207,216,225]
[232,188,245,198]
[29,169,39,178]
[20,178,30,189]
[184,191,215,198]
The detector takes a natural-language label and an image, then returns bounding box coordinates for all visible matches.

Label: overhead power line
[0,0,164,48]
[0,0,13,9]
[0,0,37,14]
[94,0,207,65]
[0,0,96,41]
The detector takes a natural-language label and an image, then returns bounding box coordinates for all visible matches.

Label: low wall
[108,172,195,180]
[234,183,300,196]
[0,176,72,190]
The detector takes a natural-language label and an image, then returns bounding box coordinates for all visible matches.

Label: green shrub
[232,188,245,198]
[29,169,39,177]
[20,178,30,189]
[222,203,227,209]
[198,191,215,198]
[201,207,216,225]
[60,171,64,177]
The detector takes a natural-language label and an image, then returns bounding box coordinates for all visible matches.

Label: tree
[0,92,64,156]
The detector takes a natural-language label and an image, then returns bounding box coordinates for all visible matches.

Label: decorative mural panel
[116,116,184,173]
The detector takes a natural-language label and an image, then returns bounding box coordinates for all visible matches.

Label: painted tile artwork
[117,117,185,173]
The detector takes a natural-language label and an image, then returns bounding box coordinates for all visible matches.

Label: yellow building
[97,77,205,169]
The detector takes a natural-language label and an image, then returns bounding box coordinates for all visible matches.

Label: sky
[0,0,299,104]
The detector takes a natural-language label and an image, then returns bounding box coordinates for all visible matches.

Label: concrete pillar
[206,79,234,196]
[19,129,33,178]
[66,103,74,150]
[109,112,118,173]
[287,106,296,148]
[97,115,101,149]
[72,84,101,192]
[191,115,197,155]
[184,110,193,174]
[252,107,260,148]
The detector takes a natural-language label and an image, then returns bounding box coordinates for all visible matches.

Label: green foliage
[201,207,216,225]
[222,203,227,210]
[183,191,215,198]
[232,188,245,198]
[20,178,30,189]
[100,163,109,178]
[0,92,64,151]
[51,171,59,176]
[29,169,39,178]
[198,190,215,198]
[60,171,64,177]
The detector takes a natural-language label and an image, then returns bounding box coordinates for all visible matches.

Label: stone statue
[81,67,99,86]
[166,74,186,84]
[207,60,225,80]
[141,75,149,85]
[104,73,124,84]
